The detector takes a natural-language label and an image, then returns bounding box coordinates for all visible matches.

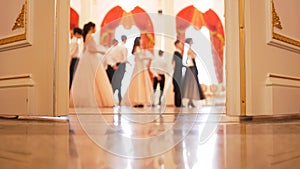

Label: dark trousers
[106,65,115,83]
[173,78,182,107]
[111,63,126,104]
[153,74,165,105]
[69,58,79,90]
[153,74,165,91]
[106,63,126,103]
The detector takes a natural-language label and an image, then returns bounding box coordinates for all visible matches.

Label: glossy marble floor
[1,106,300,169]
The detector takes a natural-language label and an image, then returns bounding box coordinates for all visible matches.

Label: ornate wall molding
[0,74,34,88]
[267,0,300,53]
[273,32,300,48]
[12,3,26,31]
[265,73,300,115]
[0,74,35,116]
[0,0,31,52]
[271,1,282,30]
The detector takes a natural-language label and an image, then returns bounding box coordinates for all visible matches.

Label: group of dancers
[69,21,205,108]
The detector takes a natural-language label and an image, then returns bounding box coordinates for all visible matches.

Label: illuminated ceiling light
[119,0,138,12]
[193,0,212,13]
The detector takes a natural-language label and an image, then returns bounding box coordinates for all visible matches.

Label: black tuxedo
[172,51,183,107]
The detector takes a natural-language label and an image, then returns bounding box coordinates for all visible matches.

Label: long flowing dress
[122,50,153,106]
[71,35,114,108]
[182,48,205,100]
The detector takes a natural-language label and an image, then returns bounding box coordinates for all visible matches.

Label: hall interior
[1,0,300,168]
[69,0,226,108]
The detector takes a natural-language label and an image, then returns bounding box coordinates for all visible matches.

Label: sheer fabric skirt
[182,66,205,100]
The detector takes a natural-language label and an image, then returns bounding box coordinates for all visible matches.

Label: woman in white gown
[122,37,153,107]
[71,22,114,108]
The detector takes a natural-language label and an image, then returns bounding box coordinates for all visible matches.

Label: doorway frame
[61,0,244,116]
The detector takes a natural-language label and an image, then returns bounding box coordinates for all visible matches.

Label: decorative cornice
[272,0,282,29]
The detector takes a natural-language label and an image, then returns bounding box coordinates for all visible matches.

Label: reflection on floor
[1,106,300,169]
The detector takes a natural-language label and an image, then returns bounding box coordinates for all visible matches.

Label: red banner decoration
[70,8,79,30]
[100,5,155,50]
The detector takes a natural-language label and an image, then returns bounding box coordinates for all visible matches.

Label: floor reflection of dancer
[71,22,114,108]
[150,50,167,106]
[182,38,205,107]
[124,37,153,107]
[104,35,128,106]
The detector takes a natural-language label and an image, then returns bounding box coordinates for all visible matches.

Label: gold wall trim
[0,0,28,46]
[273,33,300,48]
[239,0,246,116]
[0,33,26,45]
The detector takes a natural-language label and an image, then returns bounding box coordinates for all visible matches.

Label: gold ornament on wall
[12,3,26,31]
[270,0,300,49]
[272,0,282,29]
[0,0,30,50]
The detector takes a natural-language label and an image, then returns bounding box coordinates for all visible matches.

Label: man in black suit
[104,35,128,105]
[172,40,184,107]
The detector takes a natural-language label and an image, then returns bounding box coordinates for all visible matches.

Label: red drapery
[176,6,225,83]
[100,6,155,80]
[100,5,155,50]
[70,8,79,30]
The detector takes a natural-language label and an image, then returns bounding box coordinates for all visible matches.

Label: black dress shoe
[134,104,144,108]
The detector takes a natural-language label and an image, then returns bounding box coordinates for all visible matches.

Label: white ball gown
[122,49,153,106]
[70,35,114,108]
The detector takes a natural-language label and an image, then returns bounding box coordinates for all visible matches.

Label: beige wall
[227,0,300,116]
[245,0,300,116]
[0,0,69,116]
